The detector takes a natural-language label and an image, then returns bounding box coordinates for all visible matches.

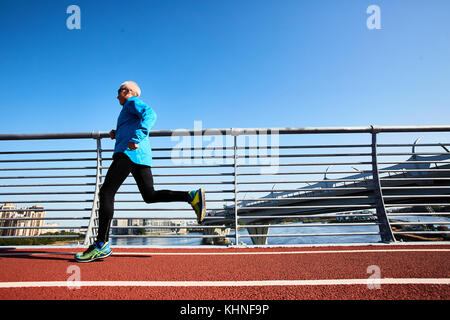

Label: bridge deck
[0,244,449,300]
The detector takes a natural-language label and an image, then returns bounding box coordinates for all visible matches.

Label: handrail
[1,124,450,140]
[0,125,449,246]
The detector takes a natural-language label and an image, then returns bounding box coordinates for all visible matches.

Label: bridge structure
[204,150,450,245]
[0,125,449,300]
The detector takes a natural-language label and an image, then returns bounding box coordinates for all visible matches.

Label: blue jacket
[113,96,157,166]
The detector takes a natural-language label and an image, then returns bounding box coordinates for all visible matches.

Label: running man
[75,81,206,262]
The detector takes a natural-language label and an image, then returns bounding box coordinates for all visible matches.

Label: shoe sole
[198,188,206,223]
[75,250,113,263]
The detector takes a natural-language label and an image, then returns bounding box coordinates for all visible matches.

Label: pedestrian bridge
[0,125,449,300]
[0,125,449,246]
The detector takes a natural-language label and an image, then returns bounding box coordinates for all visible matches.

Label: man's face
[117,86,129,105]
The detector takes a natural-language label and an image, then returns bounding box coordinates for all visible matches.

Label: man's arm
[126,100,157,148]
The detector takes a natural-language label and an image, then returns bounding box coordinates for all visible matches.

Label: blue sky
[1,0,450,233]
[0,0,449,136]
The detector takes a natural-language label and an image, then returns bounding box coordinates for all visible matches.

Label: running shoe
[188,188,206,224]
[74,241,112,263]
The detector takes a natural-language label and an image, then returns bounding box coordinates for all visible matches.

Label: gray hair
[121,81,141,97]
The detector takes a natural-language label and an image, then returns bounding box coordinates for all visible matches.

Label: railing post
[84,137,103,245]
[233,132,239,245]
[370,127,396,243]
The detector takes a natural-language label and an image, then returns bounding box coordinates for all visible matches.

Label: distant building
[111,218,185,235]
[0,203,46,237]
[41,222,60,234]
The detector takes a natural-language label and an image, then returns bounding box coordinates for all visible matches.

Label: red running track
[0,244,449,300]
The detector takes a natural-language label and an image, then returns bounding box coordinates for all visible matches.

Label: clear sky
[1,0,450,235]
[0,0,449,135]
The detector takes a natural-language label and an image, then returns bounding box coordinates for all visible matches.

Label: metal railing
[0,125,449,247]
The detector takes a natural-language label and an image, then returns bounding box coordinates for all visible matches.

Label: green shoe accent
[189,188,206,224]
[75,242,112,263]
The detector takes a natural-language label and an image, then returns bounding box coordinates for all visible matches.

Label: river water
[110,215,449,246]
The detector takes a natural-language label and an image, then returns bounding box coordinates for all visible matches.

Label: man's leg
[132,164,189,203]
[96,153,134,243]
[75,153,132,262]
[132,164,206,223]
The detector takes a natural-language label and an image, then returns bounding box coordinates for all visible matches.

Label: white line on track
[0,278,449,288]
[112,248,450,256]
[0,248,449,257]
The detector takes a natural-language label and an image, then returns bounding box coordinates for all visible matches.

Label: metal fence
[0,125,449,247]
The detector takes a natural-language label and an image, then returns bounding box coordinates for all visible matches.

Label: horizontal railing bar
[237,188,371,192]
[238,162,374,167]
[237,179,372,184]
[109,225,227,229]
[102,146,372,154]
[100,173,234,178]
[99,208,228,211]
[392,231,450,234]
[389,222,450,225]
[237,214,376,219]
[115,190,235,194]
[238,232,381,238]
[145,145,375,152]
[107,234,232,239]
[113,199,233,203]
[0,175,96,179]
[377,152,450,156]
[0,217,89,220]
[237,196,373,201]
[238,222,379,229]
[236,153,373,158]
[115,154,373,162]
[385,203,450,206]
[104,143,450,152]
[238,223,379,228]
[387,213,450,216]
[0,183,95,187]
[382,186,450,189]
[378,143,450,147]
[99,170,373,177]
[0,191,95,195]
[236,171,374,176]
[0,200,94,204]
[120,182,235,185]
[379,161,450,165]
[0,208,91,212]
[112,217,197,220]
[235,205,375,209]
[241,144,372,149]
[110,217,222,220]
[100,162,375,170]
[0,226,87,230]
[383,195,450,198]
[380,177,450,181]
[0,125,449,141]
[0,167,97,171]
[0,158,97,163]
[0,235,83,239]
[107,214,376,220]
[379,169,450,172]
[0,149,97,155]
[119,164,234,169]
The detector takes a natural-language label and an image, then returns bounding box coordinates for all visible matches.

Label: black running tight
[96,152,189,242]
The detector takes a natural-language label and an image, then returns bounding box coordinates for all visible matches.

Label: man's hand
[128,142,139,150]
[109,130,116,140]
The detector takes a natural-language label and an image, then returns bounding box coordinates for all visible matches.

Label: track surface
[0,244,449,300]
